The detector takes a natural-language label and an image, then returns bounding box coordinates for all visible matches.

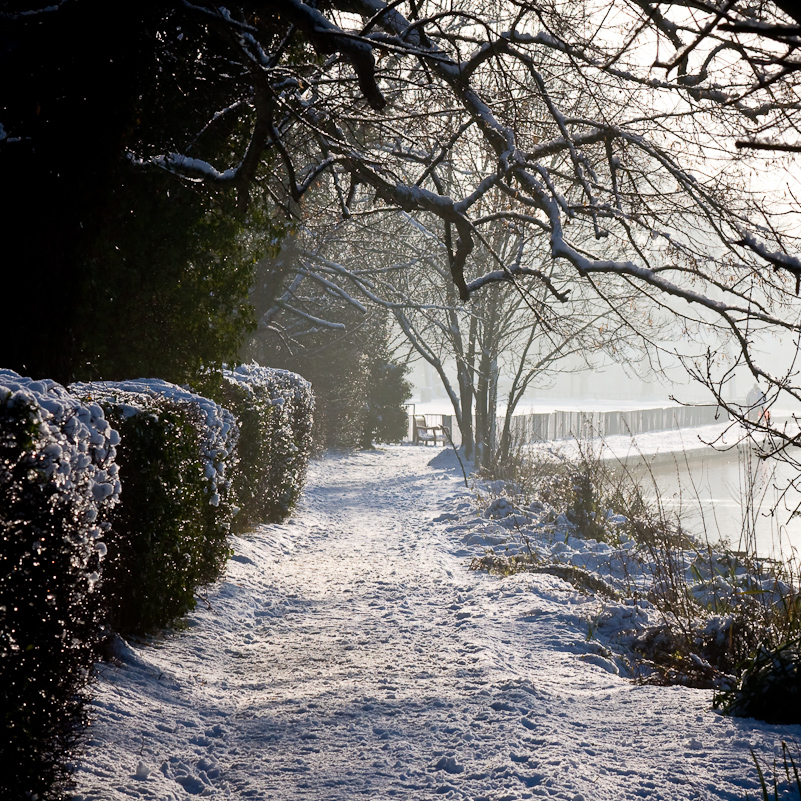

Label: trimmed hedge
[220,363,314,530]
[2,363,314,799]
[71,379,239,635]
[0,370,121,801]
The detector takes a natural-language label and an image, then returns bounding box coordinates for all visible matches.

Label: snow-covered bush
[0,370,120,801]
[470,441,801,693]
[71,379,239,635]
[220,363,314,529]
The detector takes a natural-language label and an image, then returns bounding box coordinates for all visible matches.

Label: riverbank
[512,415,799,561]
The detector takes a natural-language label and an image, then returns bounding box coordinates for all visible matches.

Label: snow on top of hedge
[226,362,313,405]
[0,370,121,560]
[71,378,238,507]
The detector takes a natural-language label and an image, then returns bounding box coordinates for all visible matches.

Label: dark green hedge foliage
[71,380,239,636]
[1,365,313,800]
[0,373,120,801]
[220,364,314,530]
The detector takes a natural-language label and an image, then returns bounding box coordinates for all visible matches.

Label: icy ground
[75,446,800,800]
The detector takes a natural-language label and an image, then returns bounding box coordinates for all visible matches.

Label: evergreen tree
[243,248,411,450]
[361,344,412,449]
[1,3,275,383]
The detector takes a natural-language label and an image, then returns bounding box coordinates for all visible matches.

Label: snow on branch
[466,268,571,302]
[272,0,386,111]
[736,231,801,293]
[128,152,240,184]
[300,268,370,313]
[277,301,347,330]
[0,2,67,18]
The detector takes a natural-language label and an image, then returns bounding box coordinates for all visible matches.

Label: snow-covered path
[76,447,798,800]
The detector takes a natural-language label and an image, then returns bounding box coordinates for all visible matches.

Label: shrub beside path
[75,447,797,800]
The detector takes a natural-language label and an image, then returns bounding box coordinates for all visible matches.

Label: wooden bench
[413,415,449,446]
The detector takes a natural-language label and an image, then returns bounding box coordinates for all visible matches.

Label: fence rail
[406,405,721,448]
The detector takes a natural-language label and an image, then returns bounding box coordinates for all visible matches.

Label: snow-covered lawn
[75,446,799,800]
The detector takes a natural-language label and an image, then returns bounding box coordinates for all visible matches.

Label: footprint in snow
[433,756,465,774]
[579,652,619,674]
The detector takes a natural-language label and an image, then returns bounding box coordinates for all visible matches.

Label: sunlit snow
[74,445,799,800]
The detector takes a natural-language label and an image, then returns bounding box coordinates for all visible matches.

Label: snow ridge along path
[76,447,799,800]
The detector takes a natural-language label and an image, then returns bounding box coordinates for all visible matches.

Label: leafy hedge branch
[0,370,121,801]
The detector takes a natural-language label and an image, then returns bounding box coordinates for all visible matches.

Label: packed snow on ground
[74,445,800,801]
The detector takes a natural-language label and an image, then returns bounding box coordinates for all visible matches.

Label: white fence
[406,405,721,448]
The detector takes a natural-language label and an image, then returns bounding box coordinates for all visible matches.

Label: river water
[630,446,801,563]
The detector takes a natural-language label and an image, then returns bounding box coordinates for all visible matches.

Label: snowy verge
[457,453,797,708]
[524,420,741,464]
